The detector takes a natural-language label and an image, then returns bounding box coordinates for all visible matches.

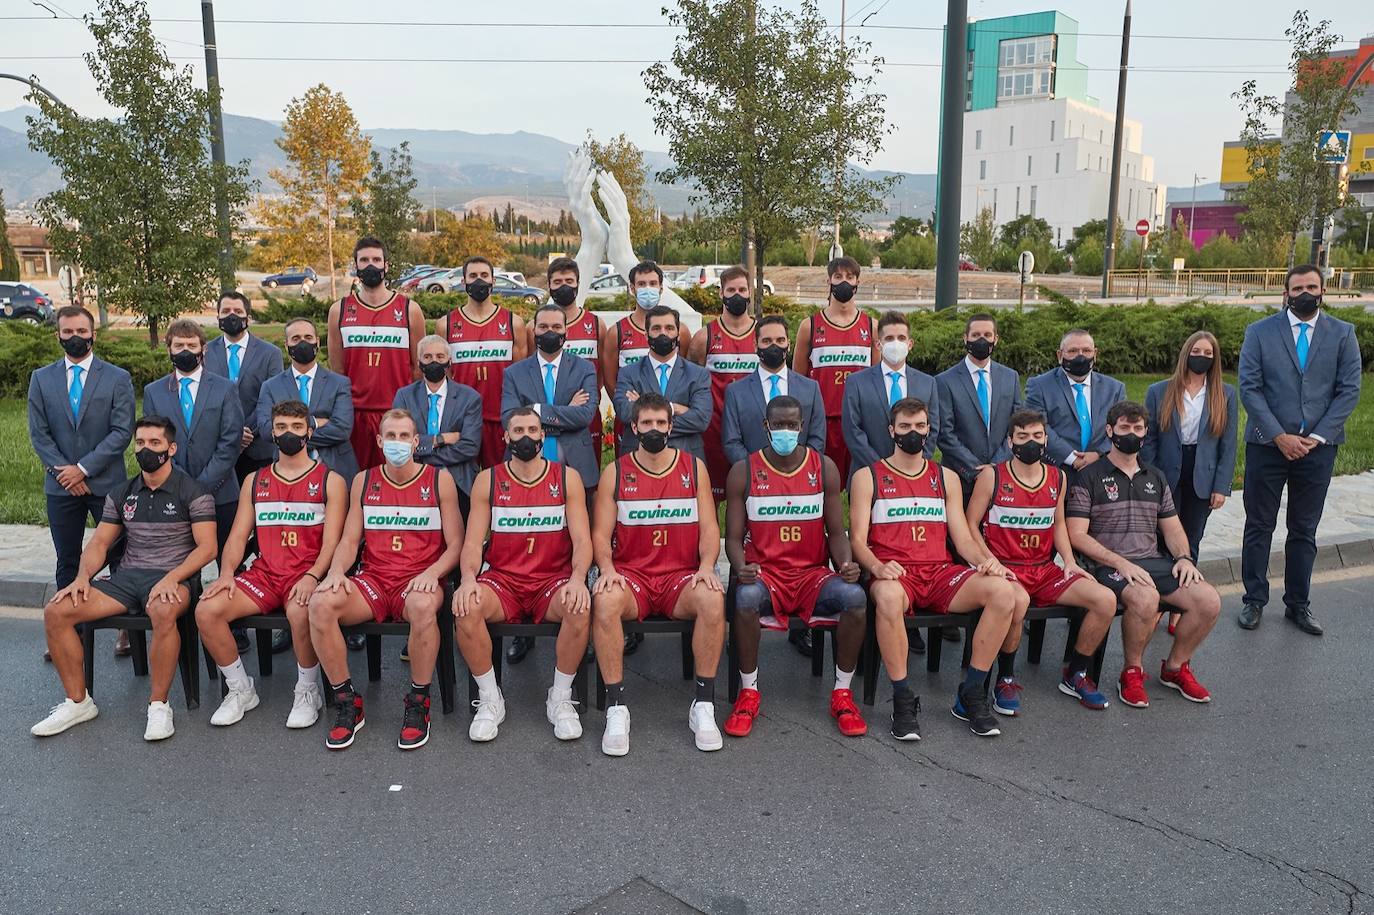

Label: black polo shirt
[1066,458,1176,560]
[102,468,216,571]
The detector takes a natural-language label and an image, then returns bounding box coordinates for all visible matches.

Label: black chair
[859,589,981,706]
[465,621,590,716]
[204,612,281,686]
[81,579,203,710]
[338,601,458,715]
[723,572,842,703]
[1024,603,1118,685]
[594,619,696,711]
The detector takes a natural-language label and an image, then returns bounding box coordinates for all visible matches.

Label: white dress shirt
[1179,384,1206,446]
[649,353,678,390]
[1286,310,1325,441]
[1064,370,1092,466]
[533,352,563,418]
[175,366,203,404]
[422,379,448,422]
[758,366,788,401]
[65,353,94,393]
[881,362,907,400]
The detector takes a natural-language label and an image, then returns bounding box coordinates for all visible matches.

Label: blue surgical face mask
[636,287,661,309]
[381,440,413,467]
[769,429,800,456]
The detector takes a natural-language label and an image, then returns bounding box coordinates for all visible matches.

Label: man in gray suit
[613,304,712,459]
[841,310,940,474]
[202,291,285,482]
[395,334,482,516]
[1024,328,1126,472]
[721,315,826,465]
[936,313,1022,494]
[256,317,359,483]
[1237,265,1362,635]
[142,318,244,553]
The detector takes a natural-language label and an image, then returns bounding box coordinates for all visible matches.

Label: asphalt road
[2,574,1371,915]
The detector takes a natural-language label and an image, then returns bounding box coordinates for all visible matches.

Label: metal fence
[1106,268,1374,298]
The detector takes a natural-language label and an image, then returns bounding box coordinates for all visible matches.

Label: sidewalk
[5,472,1374,607]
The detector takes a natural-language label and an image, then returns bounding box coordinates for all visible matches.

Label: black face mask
[549,284,578,307]
[757,344,787,370]
[1288,291,1321,319]
[829,281,857,304]
[60,335,92,359]
[420,361,450,383]
[218,314,247,337]
[536,331,566,355]
[135,447,170,473]
[1061,355,1094,378]
[357,264,385,289]
[722,294,750,316]
[638,429,669,454]
[1011,440,1044,465]
[894,430,926,455]
[966,338,994,361]
[649,334,677,357]
[1111,431,1144,455]
[1186,355,1214,376]
[287,341,317,365]
[273,431,306,456]
[509,435,541,462]
[170,349,201,373]
[465,279,492,303]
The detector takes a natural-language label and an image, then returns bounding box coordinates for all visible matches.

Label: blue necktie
[69,365,83,419]
[1296,322,1310,371]
[179,377,194,427]
[976,369,990,427]
[1073,383,1091,451]
[228,343,242,383]
[888,371,902,406]
[768,373,780,403]
[297,373,310,405]
[658,363,670,395]
[543,363,559,461]
[427,392,440,436]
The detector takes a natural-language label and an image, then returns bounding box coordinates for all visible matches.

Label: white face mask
[881,340,909,367]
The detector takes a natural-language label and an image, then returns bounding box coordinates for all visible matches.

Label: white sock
[834,666,855,691]
[297,663,319,687]
[740,669,759,691]
[475,668,499,699]
[551,668,575,697]
[219,658,250,692]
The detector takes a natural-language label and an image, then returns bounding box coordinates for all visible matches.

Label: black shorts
[1092,556,1180,599]
[92,568,192,614]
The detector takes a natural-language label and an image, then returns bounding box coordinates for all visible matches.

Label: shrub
[0,322,169,397]
[879,233,936,269]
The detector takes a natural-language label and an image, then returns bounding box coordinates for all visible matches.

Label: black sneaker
[908,629,926,655]
[345,633,366,652]
[505,636,534,664]
[891,694,922,741]
[327,690,365,750]
[398,691,431,751]
[952,684,1001,737]
[623,632,645,655]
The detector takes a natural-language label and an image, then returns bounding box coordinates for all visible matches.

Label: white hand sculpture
[564,150,607,307]
[596,169,695,315]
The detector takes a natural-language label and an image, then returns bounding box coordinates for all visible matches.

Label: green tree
[26,0,252,343]
[644,0,895,293]
[886,215,929,244]
[582,132,658,247]
[353,141,420,268]
[0,192,17,282]
[959,206,997,268]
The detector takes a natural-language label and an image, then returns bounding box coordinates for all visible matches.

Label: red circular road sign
[1135,219,1151,236]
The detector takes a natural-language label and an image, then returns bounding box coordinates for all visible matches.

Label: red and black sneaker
[398,691,431,750]
[1159,660,1211,703]
[830,688,868,737]
[723,688,760,737]
[1117,666,1150,708]
[327,690,365,750]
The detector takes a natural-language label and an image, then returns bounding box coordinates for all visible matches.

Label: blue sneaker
[1059,667,1109,710]
[951,685,1000,737]
[992,676,1023,716]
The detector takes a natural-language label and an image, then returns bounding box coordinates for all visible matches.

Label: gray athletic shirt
[102,468,216,571]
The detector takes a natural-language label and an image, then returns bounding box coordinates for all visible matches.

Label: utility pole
[201,1,234,294]
[743,0,758,306]
[1100,0,1131,298]
[1188,173,1206,244]
[933,0,968,311]
[829,0,846,262]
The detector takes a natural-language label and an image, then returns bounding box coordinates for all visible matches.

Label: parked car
[958,257,982,271]
[679,264,775,296]
[584,273,628,298]
[496,270,527,286]
[0,282,54,324]
[441,274,544,304]
[417,267,464,293]
[400,266,450,290]
[395,264,436,284]
[261,266,317,289]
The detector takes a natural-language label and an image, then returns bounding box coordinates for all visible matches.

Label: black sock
[606,681,625,707]
[695,676,715,703]
[997,651,1016,680]
[890,676,913,700]
[410,681,430,696]
[1067,650,1092,678]
[330,678,354,696]
[962,665,988,694]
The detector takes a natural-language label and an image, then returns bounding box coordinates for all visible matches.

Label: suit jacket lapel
[954,367,987,442]
[440,381,461,427]
[189,375,211,437]
[1278,313,1303,372]
[748,372,767,420]
[552,358,572,403]
[1058,371,1079,419]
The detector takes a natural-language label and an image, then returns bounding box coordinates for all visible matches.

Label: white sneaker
[689,700,723,751]
[468,690,506,742]
[210,682,260,726]
[286,682,323,729]
[601,705,630,757]
[545,688,582,741]
[144,701,175,741]
[31,693,98,737]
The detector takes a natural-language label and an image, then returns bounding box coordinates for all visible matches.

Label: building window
[1098,156,1103,171]
[1067,119,1072,136]
[1099,129,1104,144]
[1128,188,1134,219]
[1029,186,1038,217]
[1015,186,1021,216]
[992,188,998,220]
[1027,155,1033,176]
[1055,152,1061,173]
[979,160,987,180]
[1364,146,1374,160]
[1009,125,1015,146]
[996,34,1055,102]
[1050,120,1056,142]
[975,129,982,150]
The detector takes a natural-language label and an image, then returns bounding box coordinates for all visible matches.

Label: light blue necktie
[297,373,310,405]
[768,373,780,403]
[1296,322,1310,371]
[1073,382,1091,451]
[888,371,902,406]
[658,363,670,395]
[69,365,83,419]
[179,377,194,427]
[542,363,559,461]
[427,392,440,436]
[976,369,990,427]
[227,342,242,383]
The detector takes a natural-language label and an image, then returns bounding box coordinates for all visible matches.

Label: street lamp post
[1188,173,1206,247]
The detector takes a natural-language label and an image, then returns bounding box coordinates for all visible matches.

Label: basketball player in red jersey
[197,400,348,729]
[453,407,592,743]
[308,409,464,751]
[446,256,529,469]
[722,395,868,738]
[849,397,1020,742]
[327,236,426,472]
[964,409,1116,713]
[591,393,726,757]
[688,265,757,502]
[792,255,880,480]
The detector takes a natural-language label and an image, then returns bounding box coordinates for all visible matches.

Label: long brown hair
[1159,331,1227,439]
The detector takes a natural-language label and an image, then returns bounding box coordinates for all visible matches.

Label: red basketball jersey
[612,449,700,577]
[338,292,414,411]
[807,311,873,416]
[358,464,444,581]
[250,461,330,580]
[614,314,650,368]
[982,462,1065,565]
[743,448,826,572]
[562,307,603,438]
[705,319,759,414]
[484,460,573,577]
[866,458,950,565]
[446,305,516,419]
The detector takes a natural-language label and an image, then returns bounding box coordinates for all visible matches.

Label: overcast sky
[1,0,1367,189]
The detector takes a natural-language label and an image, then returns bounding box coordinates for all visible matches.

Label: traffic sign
[1135,219,1150,237]
[1018,250,1035,280]
[58,265,76,294]
[1317,130,1351,164]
